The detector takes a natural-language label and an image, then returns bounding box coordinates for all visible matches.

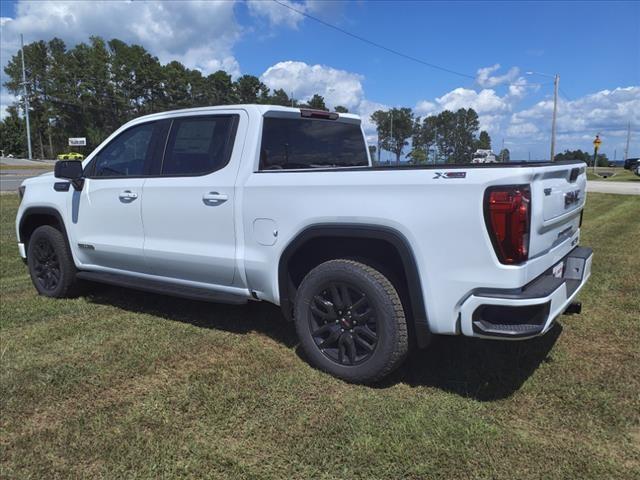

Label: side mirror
[54,160,84,190]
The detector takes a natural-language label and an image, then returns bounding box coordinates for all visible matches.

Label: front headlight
[18,185,26,200]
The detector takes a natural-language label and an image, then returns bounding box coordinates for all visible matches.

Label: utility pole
[623,121,631,161]
[433,125,438,164]
[20,34,33,160]
[526,71,559,161]
[390,110,394,164]
[550,74,559,162]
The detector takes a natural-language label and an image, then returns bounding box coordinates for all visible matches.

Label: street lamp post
[526,71,559,162]
[550,74,559,162]
[20,34,33,160]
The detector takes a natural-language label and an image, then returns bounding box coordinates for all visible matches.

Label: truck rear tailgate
[529,163,586,259]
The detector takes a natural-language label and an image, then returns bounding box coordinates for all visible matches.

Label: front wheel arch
[19,207,68,250]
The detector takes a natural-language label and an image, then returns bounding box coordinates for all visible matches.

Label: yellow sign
[593,136,602,149]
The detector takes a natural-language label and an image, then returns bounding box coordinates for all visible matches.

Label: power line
[559,87,573,102]
[270,0,476,80]
[271,0,549,90]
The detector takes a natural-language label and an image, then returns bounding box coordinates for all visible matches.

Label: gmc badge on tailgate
[564,190,580,207]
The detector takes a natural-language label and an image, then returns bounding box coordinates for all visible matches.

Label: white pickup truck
[16,105,592,383]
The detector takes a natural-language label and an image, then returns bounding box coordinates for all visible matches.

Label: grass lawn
[586,167,639,182]
[1,193,639,479]
[0,164,54,171]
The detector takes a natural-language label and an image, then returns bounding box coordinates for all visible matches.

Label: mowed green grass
[1,193,639,479]
[587,167,639,182]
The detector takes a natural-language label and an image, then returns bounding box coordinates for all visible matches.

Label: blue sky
[1,0,639,160]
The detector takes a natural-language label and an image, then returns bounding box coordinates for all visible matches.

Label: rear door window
[259,118,368,170]
[161,115,237,176]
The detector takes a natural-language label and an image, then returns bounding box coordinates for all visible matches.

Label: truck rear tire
[27,225,80,298]
[294,259,408,383]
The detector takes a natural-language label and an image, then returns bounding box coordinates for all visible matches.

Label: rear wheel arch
[278,224,431,348]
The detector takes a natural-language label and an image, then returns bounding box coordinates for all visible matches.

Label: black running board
[76,271,249,305]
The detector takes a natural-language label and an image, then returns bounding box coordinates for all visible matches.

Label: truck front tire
[294,259,408,383]
[27,225,80,298]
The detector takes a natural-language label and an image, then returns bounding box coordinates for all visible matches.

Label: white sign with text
[68,137,87,147]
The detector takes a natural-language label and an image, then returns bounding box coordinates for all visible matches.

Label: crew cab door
[69,120,165,273]
[141,112,245,286]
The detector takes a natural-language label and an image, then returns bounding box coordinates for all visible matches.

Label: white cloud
[477,114,507,134]
[507,86,640,158]
[261,60,365,109]
[413,87,518,139]
[512,87,640,133]
[1,1,242,77]
[475,64,531,100]
[246,0,340,29]
[357,98,389,139]
[259,60,391,137]
[415,100,437,116]
[414,84,522,127]
[436,87,510,114]
[415,84,639,158]
[247,0,305,29]
[476,64,520,88]
[1,0,635,161]
[0,91,17,120]
[260,61,392,139]
[506,122,540,138]
[507,77,531,99]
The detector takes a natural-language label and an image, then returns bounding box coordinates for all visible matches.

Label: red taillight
[484,185,531,264]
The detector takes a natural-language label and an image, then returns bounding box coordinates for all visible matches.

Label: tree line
[369,107,509,165]
[1,36,570,165]
[554,149,610,167]
[1,36,343,158]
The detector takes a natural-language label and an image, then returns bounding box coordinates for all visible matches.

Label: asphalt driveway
[0,169,51,193]
[586,180,640,195]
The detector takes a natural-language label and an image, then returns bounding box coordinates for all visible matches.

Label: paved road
[1,158,56,193]
[1,157,55,167]
[0,169,51,192]
[587,181,640,195]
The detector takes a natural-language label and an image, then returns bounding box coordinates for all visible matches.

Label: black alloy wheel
[31,237,61,292]
[294,259,409,383]
[27,225,81,298]
[309,282,379,366]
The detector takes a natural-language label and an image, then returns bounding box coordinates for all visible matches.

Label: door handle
[203,191,228,205]
[119,190,138,202]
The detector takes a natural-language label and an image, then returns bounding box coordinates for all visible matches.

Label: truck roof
[131,104,361,124]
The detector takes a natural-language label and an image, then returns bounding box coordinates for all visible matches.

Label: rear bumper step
[459,246,593,339]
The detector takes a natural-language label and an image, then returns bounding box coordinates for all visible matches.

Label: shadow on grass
[84,284,561,401]
[84,284,299,348]
[388,324,562,401]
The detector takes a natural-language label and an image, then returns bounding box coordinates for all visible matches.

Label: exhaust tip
[563,302,582,315]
